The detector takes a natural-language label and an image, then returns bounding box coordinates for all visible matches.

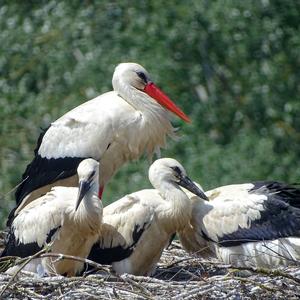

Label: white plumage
[2,159,103,276]
[13,62,189,218]
[87,158,208,276]
[178,181,300,268]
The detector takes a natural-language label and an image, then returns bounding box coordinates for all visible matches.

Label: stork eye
[88,170,96,180]
[171,166,182,177]
[136,71,148,83]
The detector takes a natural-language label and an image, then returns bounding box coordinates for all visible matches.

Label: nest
[1,233,300,299]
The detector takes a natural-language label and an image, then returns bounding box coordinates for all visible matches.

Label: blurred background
[0,1,299,226]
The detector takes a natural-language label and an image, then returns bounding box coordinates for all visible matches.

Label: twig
[0,249,110,297]
[120,274,154,299]
[261,242,300,266]
[0,247,48,297]
[229,266,300,284]
[235,276,278,293]
[0,176,29,200]
[40,253,111,273]
[11,286,45,299]
[164,256,203,269]
[173,286,215,300]
[0,255,20,262]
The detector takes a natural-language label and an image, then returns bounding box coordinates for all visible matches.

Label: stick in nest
[0,247,49,297]
[0,248,111,298]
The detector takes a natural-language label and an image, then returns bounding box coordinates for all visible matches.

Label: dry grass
[1,233,300,299]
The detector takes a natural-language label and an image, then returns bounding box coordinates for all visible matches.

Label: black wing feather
[87,221,149,267]
[251,181,300,208]
[1,226,60,258]
[15,127,85,204]
[218,199,300,247]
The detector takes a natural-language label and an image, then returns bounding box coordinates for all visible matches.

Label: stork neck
[113,80,175,159]
[75,183,103,228]
[159,182,192,231]
[82,189,98,210]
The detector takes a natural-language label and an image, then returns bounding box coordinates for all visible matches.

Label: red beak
[144,82,190,123]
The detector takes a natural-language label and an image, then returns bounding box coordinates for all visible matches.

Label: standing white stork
[178,181,300,268]
[86,158,208,276]
[11,62,190,223]
[2,159,103,276]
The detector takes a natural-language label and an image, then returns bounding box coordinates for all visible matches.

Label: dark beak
[178,176,209,200]
[76,180,91,211]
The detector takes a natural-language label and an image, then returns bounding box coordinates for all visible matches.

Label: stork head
[76,158,99,211]
[112,62,190,123]
[148,158,208,200]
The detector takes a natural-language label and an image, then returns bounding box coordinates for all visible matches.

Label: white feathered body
[10,186,103,276]
[178,183,300,268]
[86,158,206,276]
[22,90,174,205]
[99,187,192,276]
[213,237,300,268]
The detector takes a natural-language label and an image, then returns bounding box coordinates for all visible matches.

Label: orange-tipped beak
[144,82,190,123]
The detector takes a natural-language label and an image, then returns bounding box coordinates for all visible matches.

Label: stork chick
[178,181,300,268]
[87,158,208,276]
[2,159,103,276]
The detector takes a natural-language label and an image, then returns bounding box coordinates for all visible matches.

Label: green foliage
[1,1,299,224]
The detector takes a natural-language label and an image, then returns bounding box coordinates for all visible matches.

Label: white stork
[2,159,103,276]
[11,62,190,223]
[178,181,300,268]
[86,158,208,276]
